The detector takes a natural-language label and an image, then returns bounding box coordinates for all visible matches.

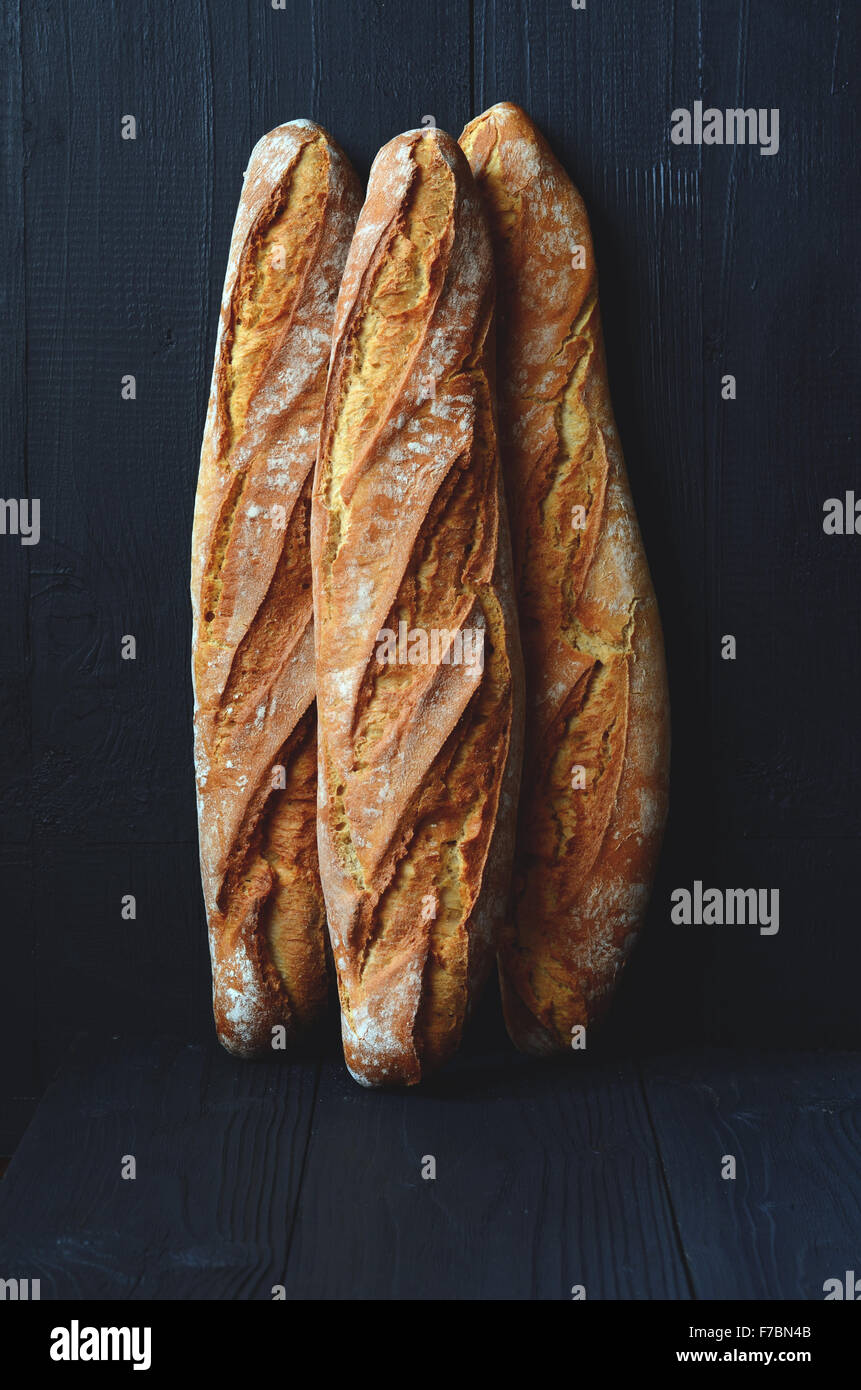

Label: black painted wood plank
[301,0,472,177]
[198,0,252,451]
[0,852,36,1153]
[0,1,36,1156]
[643,1050,861,1299]
[3,1036,858,1299]
[22,0,209,845]
[247,0,314,141]
[0,1035,319,1299]
[283,1046,690,1299]
[32,845,213,1089]
[0,0,30,845]
[610,834,861,1055]
[701,0,861,838]
[697,837,860,1050]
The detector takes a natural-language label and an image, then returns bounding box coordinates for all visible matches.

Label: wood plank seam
[637,1065,698,1298]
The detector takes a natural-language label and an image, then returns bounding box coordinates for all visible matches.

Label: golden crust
[191,121,362,1056]
[460,103,670,1054]
[312,128,524,1087]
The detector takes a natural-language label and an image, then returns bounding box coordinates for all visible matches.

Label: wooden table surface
[1,1030,859,1300]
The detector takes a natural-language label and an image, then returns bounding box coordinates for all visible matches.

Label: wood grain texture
[283,1049,689,1298]
[0,1035,319,1298]
[694,837,861,1050]
[1,0,859,1145]
[31,845,212,1087]
[3,1036,859,1299]
[0,1034,693,1299]
[22,1,209,845]
[0,0,29,848]
[293,0,473,179]
[0,852,36,1153]
[0,5,36,1154]
[701,0,861,840]
[643,1050,861,1299]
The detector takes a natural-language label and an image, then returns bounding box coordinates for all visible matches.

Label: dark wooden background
[1,0,858,1152]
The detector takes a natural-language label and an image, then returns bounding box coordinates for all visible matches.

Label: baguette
[460,103,670,1054]
[191,121,361,1057]
[311,127,524,1087]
